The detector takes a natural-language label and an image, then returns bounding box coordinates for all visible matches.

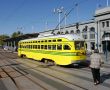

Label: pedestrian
[90,49,104,85]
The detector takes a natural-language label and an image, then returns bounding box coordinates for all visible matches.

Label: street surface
[0,49,110,90]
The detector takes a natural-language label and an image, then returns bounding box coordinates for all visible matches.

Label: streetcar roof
[19,34,84,42]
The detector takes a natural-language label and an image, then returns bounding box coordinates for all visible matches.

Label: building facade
[39,6,110,53]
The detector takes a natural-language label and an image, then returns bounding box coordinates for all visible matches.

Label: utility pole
[107,0,109,7]
[75,3,79,22]
[54,7,64,34]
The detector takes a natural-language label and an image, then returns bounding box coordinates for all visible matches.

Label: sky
[0,0,109,36]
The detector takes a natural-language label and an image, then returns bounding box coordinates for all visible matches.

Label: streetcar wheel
[53,61,57,66]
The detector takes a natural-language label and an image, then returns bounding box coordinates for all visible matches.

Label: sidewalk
[100,52,110,65]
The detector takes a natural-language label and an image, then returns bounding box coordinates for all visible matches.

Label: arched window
[76,29,80,34]
[65,31,69,34]
[90,27,95,32]
[70,30,74,34]
[61,32,64,34]
[57,31,60,34]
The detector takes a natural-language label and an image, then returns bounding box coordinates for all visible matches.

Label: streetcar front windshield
[74,41,85,50]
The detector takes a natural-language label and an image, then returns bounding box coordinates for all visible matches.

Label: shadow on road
[61,61,90,69]
[101,73,110,83]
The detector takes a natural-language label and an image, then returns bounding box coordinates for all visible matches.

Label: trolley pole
[64,11,67,30]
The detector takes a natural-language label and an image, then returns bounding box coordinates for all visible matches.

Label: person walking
[90,49,104,85]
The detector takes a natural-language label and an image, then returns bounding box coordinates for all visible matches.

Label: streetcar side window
[45,40,47,42]
[53,39,56,42]
[52,45,56,50]
[63,45,71,50]
[30,45,32,49]
[35,45,37,49]
[38,45,40,49]
[38,41,40,43]
[48,45,51,50]
[74,41,84,50]
[44,45,47,49]
[48,40,51,42]
[57,39,62,42]
[57,44,62,50]
[41,40,44,43]
[33,45,35,49]
[41,45,44,49]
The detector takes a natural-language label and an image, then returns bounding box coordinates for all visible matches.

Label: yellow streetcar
[18,34,86,65]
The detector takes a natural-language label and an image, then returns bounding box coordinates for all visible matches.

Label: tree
[11,31,23,38]
[0,34,10,46]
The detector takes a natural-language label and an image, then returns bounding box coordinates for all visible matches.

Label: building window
[61,32,64,34]
[106,21,109,27]
[70,30,74,34]
[102,22,105,28]
[82,34,87,39]
[82,28,87,39]
[65,31,69,34]
[90,34,95,39]
[76,29,80,34]
[57,31,60,34]
[90,27,95,39]
[90,27,95,32]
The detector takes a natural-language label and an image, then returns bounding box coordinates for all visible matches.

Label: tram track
[0,51,88,90]
[13,57,110,89]
[0,50,110,90]
[1,65,50,90]
[14,58,91,90]
[10,60,88,90]
[12,66,50,90]
[15,62,88,90]
[9,60,110,89]
[0,51,56,90]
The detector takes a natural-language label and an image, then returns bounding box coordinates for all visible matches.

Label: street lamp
[104,36,109,61]
[93,31,98,49]
[54,7,64,34]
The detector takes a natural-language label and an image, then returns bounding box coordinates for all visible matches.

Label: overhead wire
[3,0,26,23]
[52,0,90,34]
